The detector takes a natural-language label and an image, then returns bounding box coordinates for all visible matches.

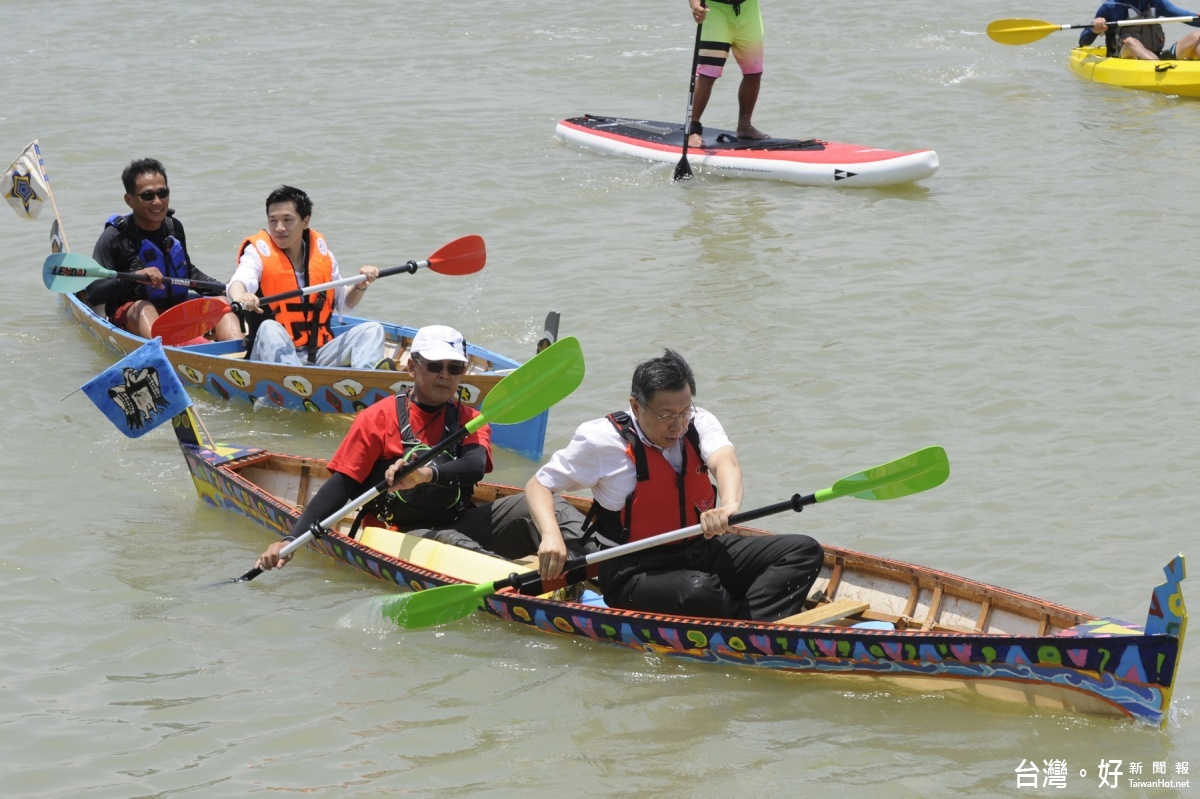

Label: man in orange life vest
[87,158,242,341]
[524,348,824,621]
[227,185,386,369]
[255,325,598,571]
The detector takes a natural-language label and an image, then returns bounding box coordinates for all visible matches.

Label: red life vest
[240,228,335,352]
[588,411,717,546]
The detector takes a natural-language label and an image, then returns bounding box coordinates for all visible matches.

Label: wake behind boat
[556,115,939,188]
[175,408,1186,726]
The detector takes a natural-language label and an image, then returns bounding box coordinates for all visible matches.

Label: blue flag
[82,338,191,438]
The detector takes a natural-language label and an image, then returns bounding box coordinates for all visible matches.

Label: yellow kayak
[1069,46,1200,96]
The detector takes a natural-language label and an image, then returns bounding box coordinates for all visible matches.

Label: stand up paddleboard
[556,115,938,188]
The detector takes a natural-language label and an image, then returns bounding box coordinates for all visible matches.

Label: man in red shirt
[256,325,594,571]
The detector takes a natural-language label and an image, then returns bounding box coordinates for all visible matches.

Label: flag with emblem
[3,141,51,220]
[82,338,192,438]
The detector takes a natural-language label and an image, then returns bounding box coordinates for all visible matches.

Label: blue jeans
[250,319,385,369]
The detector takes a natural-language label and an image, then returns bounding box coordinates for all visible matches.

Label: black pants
[599,533,824,622]
[414,493,599,561]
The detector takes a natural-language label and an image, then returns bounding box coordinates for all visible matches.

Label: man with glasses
[524,348,824,621]
[255,325,598,571]
[87,158,242,341]
[228,184,386,369]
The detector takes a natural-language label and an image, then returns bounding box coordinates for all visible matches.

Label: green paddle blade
[43,252,113,292]
[381,580,499,629]
[475,336,584,427]
[986,18,1060,46]
[815,446,949,503]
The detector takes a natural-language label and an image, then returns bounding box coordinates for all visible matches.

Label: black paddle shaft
[673,12,706,182]
[507,492,811,596]
[114,271,226,295]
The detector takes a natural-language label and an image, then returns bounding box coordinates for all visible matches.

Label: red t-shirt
[328,396,493,483]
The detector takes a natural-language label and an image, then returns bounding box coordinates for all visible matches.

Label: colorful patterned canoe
[61,291,556,460]
[173,409,1187,726]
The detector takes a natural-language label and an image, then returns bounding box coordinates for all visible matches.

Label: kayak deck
[1069,46,1200,97]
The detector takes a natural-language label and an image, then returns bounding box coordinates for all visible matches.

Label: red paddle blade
[427,234,486,275]
[152,297,231,345]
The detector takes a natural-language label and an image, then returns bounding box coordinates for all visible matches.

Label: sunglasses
[135,188,170,201]
[415,356,468,376]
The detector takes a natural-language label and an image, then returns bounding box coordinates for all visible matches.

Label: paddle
[673,1,706,182]
[228,335,585,584]
[536,311,560,353]
[381,445,950,630]
[42,252,226,295]
[150,234,487,346]
[988,16,1199,46]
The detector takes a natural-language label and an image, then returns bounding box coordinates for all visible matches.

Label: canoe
[173,409,1188,726]
[1069,46,1200,97]
[555,115,939,188]
[60,290,554,460]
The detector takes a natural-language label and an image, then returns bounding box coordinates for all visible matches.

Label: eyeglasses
[643,403,695,426]
[415,356,468,376]
[136,188,170,201]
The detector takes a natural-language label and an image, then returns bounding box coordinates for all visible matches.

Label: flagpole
[31,141,70,252]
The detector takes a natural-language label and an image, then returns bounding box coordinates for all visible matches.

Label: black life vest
[1106,5,1165,57]
[364,395,470,530]
[104,212,189,305]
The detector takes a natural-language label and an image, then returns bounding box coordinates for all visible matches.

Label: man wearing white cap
[256,324,595,570]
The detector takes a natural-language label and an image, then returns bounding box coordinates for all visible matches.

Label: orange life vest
[240,228,335,351]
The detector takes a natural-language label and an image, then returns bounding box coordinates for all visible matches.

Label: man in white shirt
[227,185,385,369]
[524,348,823,621]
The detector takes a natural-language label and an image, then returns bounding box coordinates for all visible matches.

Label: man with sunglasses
[255,325,597,571]
[523,348,824,622]
[87,158,242,341]
[228,185,386,369]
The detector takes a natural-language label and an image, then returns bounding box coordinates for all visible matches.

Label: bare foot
[687,133,704,148]
[736,125,771,140]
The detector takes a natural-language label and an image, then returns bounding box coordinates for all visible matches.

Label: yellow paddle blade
[987,18,1062,46]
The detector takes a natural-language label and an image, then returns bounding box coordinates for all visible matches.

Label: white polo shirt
[227,239,351,313]
[534,405,732,512]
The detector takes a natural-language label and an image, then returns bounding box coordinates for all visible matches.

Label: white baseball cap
[410,325,468,363]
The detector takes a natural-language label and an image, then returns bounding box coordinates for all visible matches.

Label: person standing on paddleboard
[687,0,771,148]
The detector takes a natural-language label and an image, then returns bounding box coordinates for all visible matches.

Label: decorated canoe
[173,410,1187,726]
[1069,46,1200,97]
[59,290,555,460]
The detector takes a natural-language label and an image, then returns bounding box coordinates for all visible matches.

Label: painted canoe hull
[555,115,939,188]
[172,410,1187,726]
[1069,46,1200,97]
[60,291,548,460]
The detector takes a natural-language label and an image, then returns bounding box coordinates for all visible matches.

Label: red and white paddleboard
[556,115,938,188]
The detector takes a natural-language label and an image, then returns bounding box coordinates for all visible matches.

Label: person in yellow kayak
[523,348,824,621]
[227,185,387,369]
[686,0,771,148]
[87,158,243,342]
[1080,0,1200,60]
[255,325,599,571]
